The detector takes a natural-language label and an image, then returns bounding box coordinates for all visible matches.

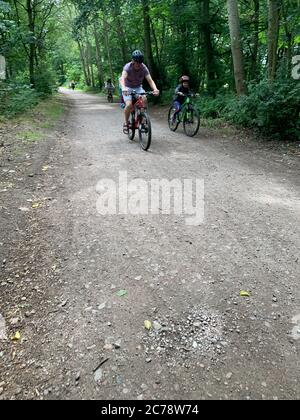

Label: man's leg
[124,101,132,124]
[122,100,132,134]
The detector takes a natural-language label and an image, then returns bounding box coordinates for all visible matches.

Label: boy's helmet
[180,75,190,82]
[132,50,144,63]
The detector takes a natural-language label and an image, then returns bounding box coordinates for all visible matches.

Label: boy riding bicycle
[173,75,191,120]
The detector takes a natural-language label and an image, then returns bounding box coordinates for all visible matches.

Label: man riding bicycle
[120,50,159,134]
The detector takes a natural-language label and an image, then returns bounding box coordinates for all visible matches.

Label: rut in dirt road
[0,89,299,400]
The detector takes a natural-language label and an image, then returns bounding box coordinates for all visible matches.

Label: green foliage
[0,0,12,34]
[0,82,41,117]
[196,80,300,140]
[196,92,235,119]
[225,80,300,140]
[33,65,57,96]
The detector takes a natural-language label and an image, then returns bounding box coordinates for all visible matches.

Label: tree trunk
[111,0,127,63]
[250,0,259,80]
[116,20,127,64]
[202,0,217,95]
[141,0,156,77]
[90,62,95,88]
[78,40,90,86]
[282,1,292,74]
[226,0,246,95]
[268,0,280,82]
[86,41,95,87]
[26,0,35,86]
[85,44,92,86]
[94,24,104,88]
[173,0,188,75]
[103,18,114,83]
[114,16,127,63]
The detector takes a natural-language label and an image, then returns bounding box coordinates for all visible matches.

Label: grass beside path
[0,94,65,145]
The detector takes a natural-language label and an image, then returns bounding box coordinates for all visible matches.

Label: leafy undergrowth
[0,94,64,147]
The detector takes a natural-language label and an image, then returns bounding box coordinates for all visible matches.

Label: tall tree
[93,22,104,87]
[103,17,114,82]
[11,0,55,86]
[141,0,156,78]
[226,0,246,95]
[268,0,280,82]
[250,0,260,80]
[202,0,218,95]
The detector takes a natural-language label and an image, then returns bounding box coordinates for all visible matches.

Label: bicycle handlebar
[178,92,198,98]
[129,90,155,96]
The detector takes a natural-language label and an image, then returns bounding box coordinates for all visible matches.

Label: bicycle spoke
[139,112,152,151]
[183,108,200,137]
[168,107,179,132]
[128,112,135,140]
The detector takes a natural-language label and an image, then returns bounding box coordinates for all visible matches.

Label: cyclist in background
[104,78,115,94]
[120,50,159,134]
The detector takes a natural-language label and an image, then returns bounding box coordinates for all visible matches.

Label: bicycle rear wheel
[139,112,152,151]
[168,106,179,132]
[128,112,136,140]
[183,108,200,137]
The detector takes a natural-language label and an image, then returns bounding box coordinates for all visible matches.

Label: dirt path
[0,89,299,400]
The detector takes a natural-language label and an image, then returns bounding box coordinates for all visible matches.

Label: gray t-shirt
[123,62,150,88]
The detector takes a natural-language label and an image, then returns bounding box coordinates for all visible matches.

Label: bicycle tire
[128,112,135,140]
[168,106,179,132]
[139,112,152,151]
[183,108,200,137]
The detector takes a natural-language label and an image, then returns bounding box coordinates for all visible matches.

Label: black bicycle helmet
[132,50,144,63]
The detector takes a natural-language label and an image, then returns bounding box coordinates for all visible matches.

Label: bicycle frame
[130,92,147,129]
[168,92,200,137]
[176,95,193,123]
[126,91,153,151]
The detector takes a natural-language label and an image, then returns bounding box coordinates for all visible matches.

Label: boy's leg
[173,101,181,122]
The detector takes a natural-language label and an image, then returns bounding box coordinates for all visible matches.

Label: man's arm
[145,74,159,96]
[121,70,128,93]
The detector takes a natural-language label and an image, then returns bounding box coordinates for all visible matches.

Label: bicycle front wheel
[168,106,179,132]
[128,112,136,141]
[139,112,152,151]
[183,108,200,137]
